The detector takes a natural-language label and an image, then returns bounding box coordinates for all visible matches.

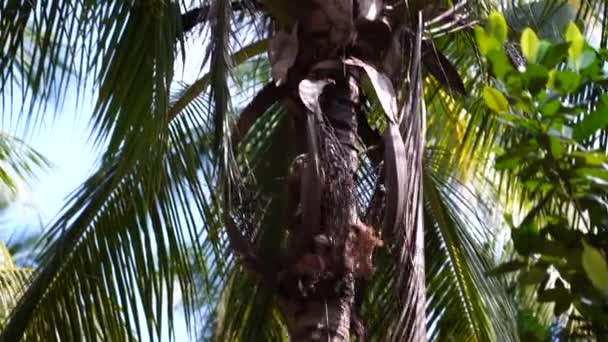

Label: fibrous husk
[351,221,383,277]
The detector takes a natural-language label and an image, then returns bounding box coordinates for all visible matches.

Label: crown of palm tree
[0,0,606,341]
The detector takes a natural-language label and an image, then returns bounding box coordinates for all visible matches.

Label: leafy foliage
[477,14,608,340]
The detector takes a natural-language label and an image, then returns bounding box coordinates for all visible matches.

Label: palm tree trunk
[280,274,354,342]
[279,69,361,341]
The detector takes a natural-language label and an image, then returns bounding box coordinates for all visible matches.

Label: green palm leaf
[423,162,518,341]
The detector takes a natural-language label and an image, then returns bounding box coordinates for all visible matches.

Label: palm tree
[0,132,47,328]
[0,0,605,341]
[0,241,32,328]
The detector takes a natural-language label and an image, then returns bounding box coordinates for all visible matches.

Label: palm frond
[423,161,518,341]
[207,0,232,154]
[0,131,50,194]
[211,105,291,341]
[0,5,190,338]
[357,15,428,341]
[358,147,518,341]
[169,39,268,119]
[391,16,427,341]
[2,1,180,123]
[0,3,275,333]
[0,93,226,340]
[0,241,32,328]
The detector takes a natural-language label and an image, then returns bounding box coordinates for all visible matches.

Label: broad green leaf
[487,12,508,43]
[505,72,523,94]
[549,137,563,158]
[487,260,527,276]
[573,95,608,141]
[483,86,508,112]
[522,64,549,95]
[498,110,539,130]
[550,70,581,95]
[495,153,523,171]
[518,267,547,285]
[546,224,582,246]
[569,151,608,166]
[487,50,514,81]
[517,309,549,342]
[512,223,543,256]
[521,28,539,63]
[474,27,501,56]
[540,42,570,69]
[539,240,569,258]
[579,49,598,71]
[547,69,556,89]
[574,168,608,183]
[581,196,608,227]
[565,21,583,66]
[538,280,572,315]
[548,124,573,140]
[534,41,551,63]
[599,48,608,61]
[581,240,608,297]
[539,99,560,116]
[537,286,570,304]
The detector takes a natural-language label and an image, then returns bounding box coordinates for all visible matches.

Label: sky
[0,91,97,232]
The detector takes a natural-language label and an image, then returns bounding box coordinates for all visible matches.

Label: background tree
[0,0,606,341]
[477,14,608,341]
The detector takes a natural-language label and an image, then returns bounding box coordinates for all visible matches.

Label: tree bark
[280,274,354,342]
[279,69,362,342]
